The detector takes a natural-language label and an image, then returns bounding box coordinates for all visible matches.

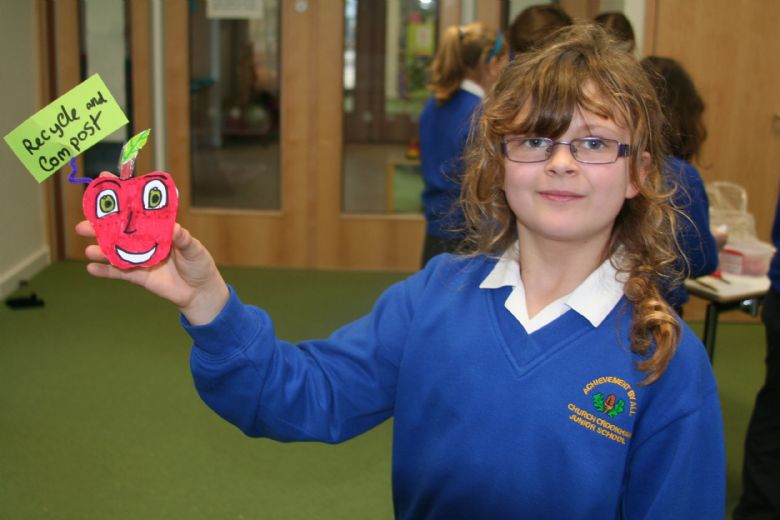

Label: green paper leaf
[120,129,150,165]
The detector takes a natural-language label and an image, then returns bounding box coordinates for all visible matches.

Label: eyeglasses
[501,137,632,164]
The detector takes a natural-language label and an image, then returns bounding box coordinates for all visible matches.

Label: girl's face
[503,104,643,248]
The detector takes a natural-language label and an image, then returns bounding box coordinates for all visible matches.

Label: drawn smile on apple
[115,244,158,264]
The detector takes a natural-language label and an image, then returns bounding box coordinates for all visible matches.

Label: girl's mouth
[538,190,584,202]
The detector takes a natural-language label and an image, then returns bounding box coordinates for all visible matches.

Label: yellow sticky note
[3,74,129,183]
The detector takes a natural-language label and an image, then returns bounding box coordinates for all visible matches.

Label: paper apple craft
[82,171,179,270]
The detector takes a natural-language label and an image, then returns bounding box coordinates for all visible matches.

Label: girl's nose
[545,142,578,176]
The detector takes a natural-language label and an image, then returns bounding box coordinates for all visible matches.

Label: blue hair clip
[485,32,504,63]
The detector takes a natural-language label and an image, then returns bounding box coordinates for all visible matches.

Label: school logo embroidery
[567,376,637,445]
[593,393,625,418]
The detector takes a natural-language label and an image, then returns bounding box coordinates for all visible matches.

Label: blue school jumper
[185,254,725,519]
[419,89,481,239]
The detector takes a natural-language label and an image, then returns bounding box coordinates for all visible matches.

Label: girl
[419,22,506,265]
[735,192,780,519]
[77,25,724,518]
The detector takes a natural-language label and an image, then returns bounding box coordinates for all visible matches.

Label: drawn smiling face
[82,172,179,270]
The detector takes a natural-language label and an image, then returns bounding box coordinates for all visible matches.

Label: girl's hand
[75,220,229,326]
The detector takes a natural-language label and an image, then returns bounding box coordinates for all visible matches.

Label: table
[684,273,770,362]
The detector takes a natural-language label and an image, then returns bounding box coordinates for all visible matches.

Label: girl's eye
[143,179,168,210]
[580,138,607,150]
[96,189,119,218]
[522,138,549,149]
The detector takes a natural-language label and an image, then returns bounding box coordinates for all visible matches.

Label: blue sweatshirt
[769,195,780,292]
[185,254,725,519]
[666,157,719,307]
[419,89,481,239]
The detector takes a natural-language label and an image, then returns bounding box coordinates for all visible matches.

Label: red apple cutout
[83,172,179,270]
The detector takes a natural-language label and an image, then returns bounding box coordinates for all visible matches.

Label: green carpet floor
[0,261,766,519]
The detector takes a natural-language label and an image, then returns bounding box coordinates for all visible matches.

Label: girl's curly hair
[460,24,681,385]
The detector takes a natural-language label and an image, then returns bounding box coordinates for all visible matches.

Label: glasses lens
[571,138,618,164]
[504,138,551,162]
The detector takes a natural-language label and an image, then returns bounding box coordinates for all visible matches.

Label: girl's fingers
[173,225,203,262]
[171,223,189,248]
[85,244,107,262]
[85,262,149,287]
[86,262,128,280]
[75,220,96,238]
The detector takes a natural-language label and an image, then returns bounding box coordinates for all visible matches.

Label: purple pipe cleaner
[67,157,91,184]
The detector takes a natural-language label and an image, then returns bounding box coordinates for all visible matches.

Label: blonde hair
[428,22,504,103]
[461,24,680,385]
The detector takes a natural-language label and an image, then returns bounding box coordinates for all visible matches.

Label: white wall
[0,1,50,297]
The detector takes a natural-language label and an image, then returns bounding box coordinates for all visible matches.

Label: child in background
[594,11,636,53]
[641,56,718,313]
[419,22,506,265]
[77,25,724,518]
[506,3,572,58]
[735,191,780,519]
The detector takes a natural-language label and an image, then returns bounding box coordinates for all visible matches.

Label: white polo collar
[460,79,485,98]
[479,245,626,332]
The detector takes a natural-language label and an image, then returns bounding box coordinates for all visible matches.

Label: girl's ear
[626,151,651,199]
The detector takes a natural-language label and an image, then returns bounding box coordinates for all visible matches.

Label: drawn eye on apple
[96,188,119,217]
[82,171,179,269]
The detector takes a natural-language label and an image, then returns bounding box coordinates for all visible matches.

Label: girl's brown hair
[594,11,636,53]
[428,22,503,103]
[461,24,680,385]
[508,4,573,56]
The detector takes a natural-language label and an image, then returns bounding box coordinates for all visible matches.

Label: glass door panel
[342,0,438,214]
[189,0,280,210]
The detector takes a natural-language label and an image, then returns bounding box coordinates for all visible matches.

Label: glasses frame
[501,137,632,165]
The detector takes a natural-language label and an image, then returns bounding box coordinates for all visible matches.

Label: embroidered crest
[566,375,638,445]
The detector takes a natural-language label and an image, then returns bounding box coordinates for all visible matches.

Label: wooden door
[649,0,780,243]
[53,0,309,268]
